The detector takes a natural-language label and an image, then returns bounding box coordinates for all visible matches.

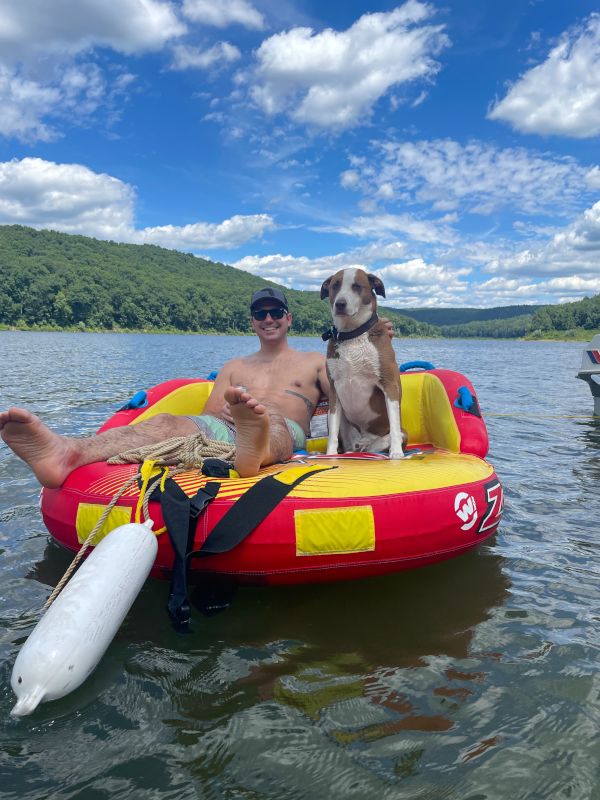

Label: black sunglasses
[252,307,287,321]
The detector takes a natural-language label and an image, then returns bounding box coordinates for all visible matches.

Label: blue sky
[1,0,599,308]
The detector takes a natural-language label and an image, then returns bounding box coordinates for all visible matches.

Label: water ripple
[1,333,599,799]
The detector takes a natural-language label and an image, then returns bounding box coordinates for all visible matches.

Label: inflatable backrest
[102,372,484,456]
[130,381,213,423]
[304,373,461,452]
[401,372,461,451]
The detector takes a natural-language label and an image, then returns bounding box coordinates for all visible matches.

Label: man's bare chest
[230,358,319,407]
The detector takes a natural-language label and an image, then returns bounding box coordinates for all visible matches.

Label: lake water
[1,331,599,799]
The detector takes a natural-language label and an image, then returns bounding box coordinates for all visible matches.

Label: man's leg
[0,409,198,489]
[225,387,293,477]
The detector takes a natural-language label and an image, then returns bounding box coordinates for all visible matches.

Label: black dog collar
[322,313,379,342]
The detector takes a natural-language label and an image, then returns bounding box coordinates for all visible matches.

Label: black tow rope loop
[145,475,219,632]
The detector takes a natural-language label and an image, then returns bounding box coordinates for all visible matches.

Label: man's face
[250,302,291,340]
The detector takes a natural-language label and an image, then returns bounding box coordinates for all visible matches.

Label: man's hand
[380,316,395,339]
[220,401,234,424]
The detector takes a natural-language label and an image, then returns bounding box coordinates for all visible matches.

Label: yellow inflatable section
[128,372,461,454]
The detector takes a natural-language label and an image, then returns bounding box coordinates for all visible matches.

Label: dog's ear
[320,276,332,300]
[368,273,386,298]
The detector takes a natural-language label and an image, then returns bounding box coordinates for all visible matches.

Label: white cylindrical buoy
[11,520,158,717]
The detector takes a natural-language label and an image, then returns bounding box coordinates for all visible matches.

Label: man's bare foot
[224,386,270,477]
[0,408,78,488]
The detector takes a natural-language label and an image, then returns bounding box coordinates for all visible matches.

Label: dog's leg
[326,386,342,456]
[382,382,404,459]
[386,396,405,459]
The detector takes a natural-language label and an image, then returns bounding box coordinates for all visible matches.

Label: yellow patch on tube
[295,505,375,556]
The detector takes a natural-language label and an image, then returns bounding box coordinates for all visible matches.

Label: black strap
[190,465,333,558]
[322,313,378,342]
[147,476,219,631]
[151,464,332,631]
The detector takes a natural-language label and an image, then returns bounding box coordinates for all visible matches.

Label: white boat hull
[576,334,600,416]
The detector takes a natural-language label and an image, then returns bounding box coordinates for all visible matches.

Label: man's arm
[201,360,237,417]
[315,354,330,398]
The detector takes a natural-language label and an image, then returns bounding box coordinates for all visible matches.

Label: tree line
[1,225,597,340]
[0,225,434,337]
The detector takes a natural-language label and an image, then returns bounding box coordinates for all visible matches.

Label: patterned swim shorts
[188,414,306,452]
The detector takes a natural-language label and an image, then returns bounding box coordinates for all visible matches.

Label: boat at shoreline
[576,333,600,416]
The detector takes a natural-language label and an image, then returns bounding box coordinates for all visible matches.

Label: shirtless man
[0,288,330,483]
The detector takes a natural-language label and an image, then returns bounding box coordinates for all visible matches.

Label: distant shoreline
[0,323,593,343]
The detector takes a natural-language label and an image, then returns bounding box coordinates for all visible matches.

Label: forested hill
[413,295,600,339]
[1,225,598,339]
[0,225,433,337]
[396,305,540,326]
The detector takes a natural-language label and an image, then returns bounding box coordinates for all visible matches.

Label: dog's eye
[333,282,341,290]
[352,284,360,291]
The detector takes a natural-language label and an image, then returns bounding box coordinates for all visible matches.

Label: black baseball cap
[250,287,289,312]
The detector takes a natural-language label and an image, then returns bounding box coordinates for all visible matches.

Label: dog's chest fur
[327,336,382,424]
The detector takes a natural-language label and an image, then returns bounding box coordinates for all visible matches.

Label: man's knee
[266,413,294,459]
[140,413,196,437]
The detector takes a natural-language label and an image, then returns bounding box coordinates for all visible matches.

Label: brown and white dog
[321,267,405,459]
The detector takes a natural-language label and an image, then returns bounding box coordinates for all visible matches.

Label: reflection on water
[1,332,600,799]
[573,417,600,483]
[30,539,508,664]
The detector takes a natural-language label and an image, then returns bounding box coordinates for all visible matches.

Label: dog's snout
[335,298,347,312]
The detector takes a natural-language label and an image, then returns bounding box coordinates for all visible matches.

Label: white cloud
[376,259,471,306]
[182,0,265,30]
[170,41,241,70]
[229,200,600,308]
[232,241,419,290]
[0,0,185,62]
[59,62,106,114]
[137,215,275,249]
[340,169,360,189]
[376,182,395,200]
[586,166,600,190]
[470,275,600,307]
[378,258,470,284]
[233,240,600,307]
[343,138,599,217]
[0,66,60,141]
[232,242,446,298]
[249,1,449,128]
[380,262,600,308]
[489,14,600,138]
[233,252,328,287]
[316,212,456,244]
[0,157,135,237]
[353,241,408,261]
[0,0,186,141]
[0,60,135,141]
[0,157,275,249]
[486,200,600,279]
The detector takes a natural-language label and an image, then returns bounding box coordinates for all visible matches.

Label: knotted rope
[106,431,235,469]
[43,469,144,610]
[44,433,235,610]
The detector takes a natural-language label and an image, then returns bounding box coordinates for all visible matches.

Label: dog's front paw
[389,449,405,460]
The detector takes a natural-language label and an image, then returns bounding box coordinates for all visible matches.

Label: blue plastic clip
[454,385,474,412]
[120,390,148,410]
